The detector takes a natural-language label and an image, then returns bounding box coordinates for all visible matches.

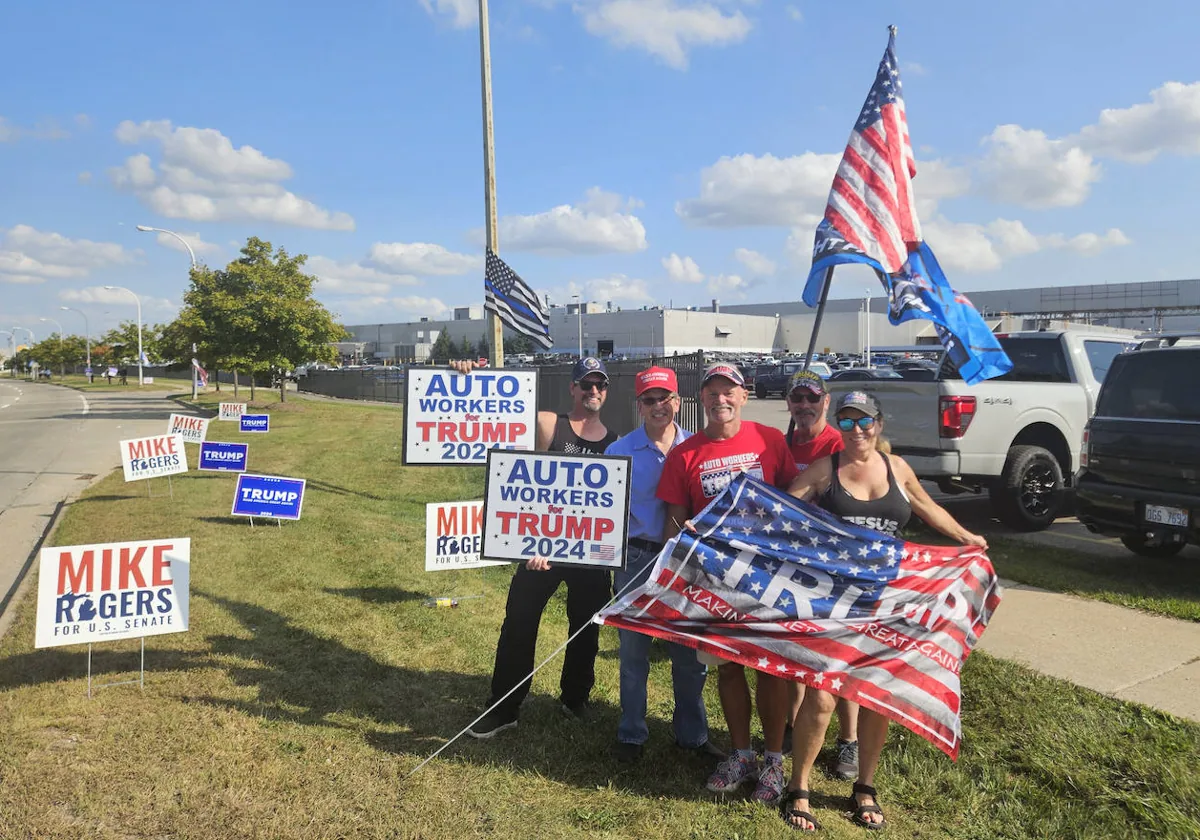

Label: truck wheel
[990,445,1064,531]
[1120,533,1186,559]
[755,384,767,399]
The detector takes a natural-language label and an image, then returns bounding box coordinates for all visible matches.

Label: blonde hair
[874,416,891,454]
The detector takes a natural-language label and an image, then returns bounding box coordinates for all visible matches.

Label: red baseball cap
[635,366,678,396]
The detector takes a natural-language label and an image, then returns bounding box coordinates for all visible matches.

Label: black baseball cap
[572,357,608,383]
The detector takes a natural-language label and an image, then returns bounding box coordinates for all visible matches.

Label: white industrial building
[343,278,1200,362]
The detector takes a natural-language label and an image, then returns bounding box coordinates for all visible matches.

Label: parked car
[754,361,807,398]
[1075,341,1200,557]
[825,330,1137,530]
[828,367,903,381]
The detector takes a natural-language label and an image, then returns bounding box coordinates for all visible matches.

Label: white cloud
[785,5,802,22]
[109,120,354,231]
[902,61,927,77]
[978,125,1101,209]
[58,286,178,317]
[417,0,477,28]
[151,230,220,258]
[912,158,971,218]
[326,294,451,323]
[367,242,480,275]
[707,272,750,297]
[0,116,70,142]
[491,188,647,254]
[924,216,1131,273]
[0,226,137,285]
[306,255,421,296]
[676,152,840,227]
[585,274,655,304]
[663,252,704,283]
[580,0,752,70]
[1075,81,1200,164]
[733,247,776,276]
[77,171,93,185]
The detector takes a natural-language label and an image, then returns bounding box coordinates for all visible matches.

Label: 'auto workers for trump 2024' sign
[425,501,506,571]
[482,451,631,569]
[35,538,191,648]
[120,434,189,482]
[403,368,537,466]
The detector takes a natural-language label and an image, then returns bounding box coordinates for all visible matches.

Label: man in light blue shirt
[605,365,717,763]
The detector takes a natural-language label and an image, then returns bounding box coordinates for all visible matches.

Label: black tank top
[549,413,618,455]
[819,451,912,536]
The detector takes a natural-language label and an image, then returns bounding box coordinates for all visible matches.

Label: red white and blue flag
[597,473,1002,759]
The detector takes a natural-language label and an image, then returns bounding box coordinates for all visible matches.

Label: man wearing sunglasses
[468,356,619,739]
[604,366,718,764]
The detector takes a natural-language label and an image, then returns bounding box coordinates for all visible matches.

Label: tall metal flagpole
[479,0,505,368]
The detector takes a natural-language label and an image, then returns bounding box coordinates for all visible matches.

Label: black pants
[488,564,612,717]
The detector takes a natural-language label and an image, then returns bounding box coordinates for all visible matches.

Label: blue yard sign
[198,441,249,472]
[231,474,306,520]
[240,414,270,433]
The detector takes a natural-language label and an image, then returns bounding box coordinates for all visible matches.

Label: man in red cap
[658,363,799,804]
[604,366,718,763]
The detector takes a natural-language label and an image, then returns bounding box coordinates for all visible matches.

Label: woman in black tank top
[779,391,988,832]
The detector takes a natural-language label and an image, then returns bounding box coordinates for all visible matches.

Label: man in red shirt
[782,369,859,780]
[659,363,799,804]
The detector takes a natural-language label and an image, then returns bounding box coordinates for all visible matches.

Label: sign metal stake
[86,637,146,699]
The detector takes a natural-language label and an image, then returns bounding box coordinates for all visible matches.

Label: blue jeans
[614,542,709,747]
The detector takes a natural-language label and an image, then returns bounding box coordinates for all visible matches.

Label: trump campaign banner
[425,501,506,571]
[198,441,248,472]
[232,474,306,520]
[35,538,191,648]
[120,434,188,482]
[219,402,247,421]
[168,413,211,445]
[403,368,537,466]
[482,451,631,569]
[240,414,270,433]
[597,473,1002,759]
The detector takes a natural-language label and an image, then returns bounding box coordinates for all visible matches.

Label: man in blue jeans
[605,365,720,763]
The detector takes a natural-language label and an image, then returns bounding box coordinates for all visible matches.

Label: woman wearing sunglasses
[779,390,987,832]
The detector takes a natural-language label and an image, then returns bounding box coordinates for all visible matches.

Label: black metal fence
[296,352,707,437]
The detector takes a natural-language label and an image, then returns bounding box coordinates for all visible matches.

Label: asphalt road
[0,381,182,638]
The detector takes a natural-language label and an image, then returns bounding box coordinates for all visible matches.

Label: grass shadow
[322,586,425,604]
[0,645,213,692]
[304,479,385,501]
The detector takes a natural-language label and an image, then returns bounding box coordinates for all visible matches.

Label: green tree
[458,335,474,359]
[504,333,533,356]
[476,337,489,360]
[101,321,163,367]
[430,331,453,363]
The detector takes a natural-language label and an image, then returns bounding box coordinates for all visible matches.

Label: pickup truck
[824,331,1136,530]
[753,361,832,398]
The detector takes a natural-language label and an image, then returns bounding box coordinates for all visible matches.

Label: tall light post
[863,289,872,370]
[39,316,64,378]
[135,225,197,268]
[61,305,91,378]
[12,327,34,378]
[104,285,143,386]
[572,294,583,358]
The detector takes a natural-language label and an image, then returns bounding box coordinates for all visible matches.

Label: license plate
[1144,504,1189,528]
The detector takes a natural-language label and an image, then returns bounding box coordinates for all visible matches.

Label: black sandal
[780,788,822,832]
[851,782,886,831]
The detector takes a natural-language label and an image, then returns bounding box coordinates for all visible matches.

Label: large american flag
[597,473,1002,759]
[483,250,553,350]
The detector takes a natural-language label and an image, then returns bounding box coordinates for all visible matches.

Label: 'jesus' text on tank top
[819,451,912,536]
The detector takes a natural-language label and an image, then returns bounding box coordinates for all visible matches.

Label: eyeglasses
[638,394,675,407]
[836,416,877,431]
[789,392,824,404]
[578,380,608,392]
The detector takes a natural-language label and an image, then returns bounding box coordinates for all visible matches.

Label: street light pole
[572,294,583,358]
[60,306,91,379]
[39,317,64,378]
[137,225,198,397]
[864,290,872,370]
[12,327,34,378]
[104,285,143,386]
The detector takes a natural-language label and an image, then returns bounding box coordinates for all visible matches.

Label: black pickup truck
[1075,341,1200,557]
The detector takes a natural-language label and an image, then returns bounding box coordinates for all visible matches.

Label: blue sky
[3,0,1200,339]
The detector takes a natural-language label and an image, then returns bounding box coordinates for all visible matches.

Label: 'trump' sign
[240,414,270,433]
[120,434,188,482]
[35,538,191,648]
[425,501,506,571]
[168,413,211,444]
[198,441,248,472]
[232,474,306,520]
[482,451,631,569]
[219,402,247,421]
[403,368,537,465]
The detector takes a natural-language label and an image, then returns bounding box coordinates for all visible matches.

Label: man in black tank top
[469,357,618,738]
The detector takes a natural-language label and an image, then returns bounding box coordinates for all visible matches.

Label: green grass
[1,394,1198,838]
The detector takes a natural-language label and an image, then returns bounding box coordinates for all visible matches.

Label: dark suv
[1075,342,1200,557]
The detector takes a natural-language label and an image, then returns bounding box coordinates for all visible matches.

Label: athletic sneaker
[705,752,758,793]
[751,755,786,804]
[833,739,859,780]
[467,710,518,739]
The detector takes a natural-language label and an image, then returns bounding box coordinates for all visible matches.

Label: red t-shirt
[789,423,844,472]
[658,421,800,516]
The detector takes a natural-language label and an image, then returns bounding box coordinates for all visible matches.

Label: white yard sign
[120,434,189,482]
[219,402,247,421]
[168,413,211,444]
[425,501,506,571]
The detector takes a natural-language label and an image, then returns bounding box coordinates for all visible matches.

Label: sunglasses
[638,394,675,406]
[578,380,608,392]
[789,392,824,404]
[836,416,877,431]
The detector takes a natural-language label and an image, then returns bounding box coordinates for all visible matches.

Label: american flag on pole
[802,27,1011,385]
[192,357,208,387]
[483,250,553,350]
[597,473,1002,759]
